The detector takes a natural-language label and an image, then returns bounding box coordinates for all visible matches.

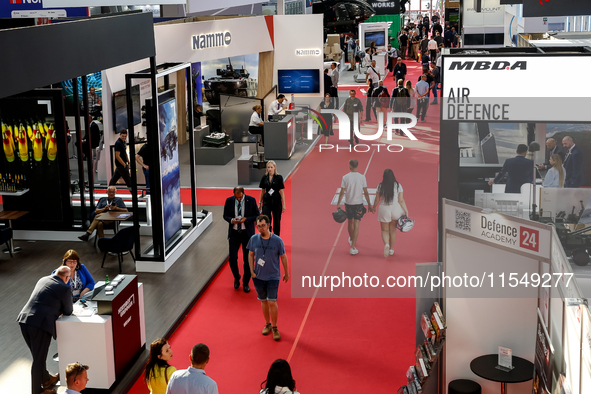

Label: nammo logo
[306,109,418,142]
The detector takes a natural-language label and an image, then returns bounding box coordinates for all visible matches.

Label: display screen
[365,31,386,47]
[113,85,141,134]
[158,97,182,247]
[277,69,320,94]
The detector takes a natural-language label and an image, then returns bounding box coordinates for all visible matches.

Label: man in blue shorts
[247,215,289,341]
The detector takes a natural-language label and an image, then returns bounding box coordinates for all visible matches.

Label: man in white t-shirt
[336,159,373,255]
[366,60,381,88]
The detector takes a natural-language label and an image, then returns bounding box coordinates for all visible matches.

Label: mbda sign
[448,61,527,71]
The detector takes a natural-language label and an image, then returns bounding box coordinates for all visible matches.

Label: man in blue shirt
[247,215,289,341]
[415,75,430,122]
[166,344,218,394]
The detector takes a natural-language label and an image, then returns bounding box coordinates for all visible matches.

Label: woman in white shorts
[372,169,409,257]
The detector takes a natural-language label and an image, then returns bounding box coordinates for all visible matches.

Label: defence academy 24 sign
[367,0,400,15]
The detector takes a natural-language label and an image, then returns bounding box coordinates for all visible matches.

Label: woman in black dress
[258,160,286,236]
[318,93,334,144]
[365,78,375,122]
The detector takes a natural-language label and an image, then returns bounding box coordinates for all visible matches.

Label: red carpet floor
[127,59,440,394]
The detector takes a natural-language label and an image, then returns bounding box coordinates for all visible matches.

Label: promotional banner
[158,98,181,247]
[366,0,400,15]
[43,0,181,7]
[523,0,591,18]
[0,2,87,18]
[533,308,554,394]
[444,202,552,260]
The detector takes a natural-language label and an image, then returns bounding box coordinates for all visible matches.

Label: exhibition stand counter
[56,275,145,390]
[264,114,296,160]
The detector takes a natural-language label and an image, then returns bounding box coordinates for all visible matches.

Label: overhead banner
[43,0,182,7]
[366,0,400,14]
[0,2,87,18]
[523,0,591,17]
[444,201,552,260]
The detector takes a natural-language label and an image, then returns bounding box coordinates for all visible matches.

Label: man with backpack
[391,79,410,132]
[373,80,390,125]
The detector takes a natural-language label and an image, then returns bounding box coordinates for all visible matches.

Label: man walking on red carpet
[248,215,289,341]
[166,343,218,394]
[336,159,373,255]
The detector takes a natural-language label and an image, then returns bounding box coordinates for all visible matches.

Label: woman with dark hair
[372,169,409,257]
[318,93,335,145]
[369,41,378,60]
[144,338,176,394]
[260,359,300,394]
[52,250,95,300]
[364,79,375,122]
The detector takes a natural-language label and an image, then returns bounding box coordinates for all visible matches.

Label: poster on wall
[0,90,68,227]
[533,308,554,394]
[158,97,182,247]
[191,62,203,106]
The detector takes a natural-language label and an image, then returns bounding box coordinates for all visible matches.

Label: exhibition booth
[439,49,591,262]
[101,14,324,187]
[437,199,591,394]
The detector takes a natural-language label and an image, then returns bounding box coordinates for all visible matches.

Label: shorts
[345,204,366,220]
[378,203,405,223]
[252,278,280,302]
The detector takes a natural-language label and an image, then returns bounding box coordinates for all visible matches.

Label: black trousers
[417,98,429,121]
[348,118,360,146]
[228,230,251,286]
[262,203,283,237]
[249,125,264,145]
[109,166,131,187]
[20,324,52,394]
[330,87,339,108]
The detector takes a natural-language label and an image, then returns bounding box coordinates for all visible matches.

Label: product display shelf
[0,188,29,196]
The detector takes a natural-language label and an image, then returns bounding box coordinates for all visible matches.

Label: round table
[470,354,534,394]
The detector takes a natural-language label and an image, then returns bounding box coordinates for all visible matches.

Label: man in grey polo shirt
[415,74,430,122]
[166,344,218,394]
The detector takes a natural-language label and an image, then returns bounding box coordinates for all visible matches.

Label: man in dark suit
[17,267,73,394]
[488,144,534,193]
[223,187,260,293]
[537,137,566,171]
[323,68,332,96]
[562,135,585,188]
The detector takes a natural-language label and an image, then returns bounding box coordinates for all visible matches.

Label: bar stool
[448,379,481,394]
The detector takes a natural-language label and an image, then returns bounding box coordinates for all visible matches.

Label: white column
[277,0,284,15]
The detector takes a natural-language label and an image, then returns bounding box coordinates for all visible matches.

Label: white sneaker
[389,249,394,255]
[384,244,390,257]
[348,237,352,246]
[350,247,359,255]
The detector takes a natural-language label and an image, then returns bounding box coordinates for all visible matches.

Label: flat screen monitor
[364,31,386,47]
[277,69,320,94]
[113,85,141,133]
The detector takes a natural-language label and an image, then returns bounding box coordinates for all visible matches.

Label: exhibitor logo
[192,31,232,50]
[306,109,418,152]
[448,61,527,71]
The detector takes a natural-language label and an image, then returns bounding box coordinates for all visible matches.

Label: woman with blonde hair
[259,160,286,236]
[405,80,416,114]
[542,153,565,188]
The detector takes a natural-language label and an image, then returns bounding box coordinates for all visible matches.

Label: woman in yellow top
[144,338,176,394]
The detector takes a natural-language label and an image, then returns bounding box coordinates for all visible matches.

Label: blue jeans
[253,278,280,301]
[431,84,438,102]
[143,168,150,194]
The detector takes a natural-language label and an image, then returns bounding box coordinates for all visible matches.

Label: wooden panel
[257,51,275,99]
[176,70,188,146]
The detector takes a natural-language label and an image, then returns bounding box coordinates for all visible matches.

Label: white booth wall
[99,15,323,181]
[446,235,539,394]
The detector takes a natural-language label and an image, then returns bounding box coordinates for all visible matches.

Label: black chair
[448,379,481,394]
[97,226,135,273]
[0,228,14,258]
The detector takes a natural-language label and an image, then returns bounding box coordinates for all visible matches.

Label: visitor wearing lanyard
[267,95,287,121]
[249,105,265,146]
[52,250,95,301]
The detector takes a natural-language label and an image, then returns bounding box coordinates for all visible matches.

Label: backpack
[395,87,407,107]
[378,89,389,106]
